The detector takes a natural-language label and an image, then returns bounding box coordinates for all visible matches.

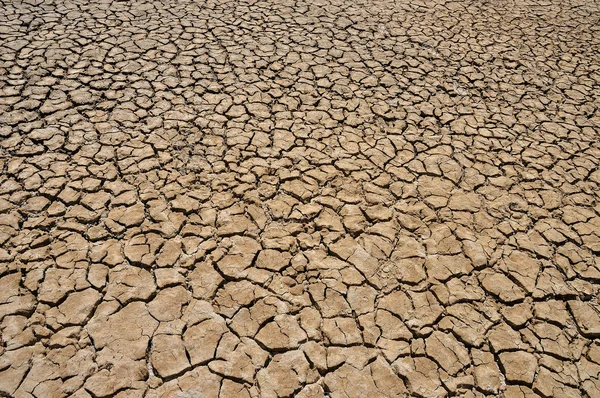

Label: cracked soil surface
[1,0,600,397]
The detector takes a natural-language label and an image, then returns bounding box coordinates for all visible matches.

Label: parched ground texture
[1,0,600,397]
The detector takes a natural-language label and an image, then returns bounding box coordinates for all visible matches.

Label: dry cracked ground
[1,0,600,397]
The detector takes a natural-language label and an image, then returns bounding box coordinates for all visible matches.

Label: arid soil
[1,0,600,397]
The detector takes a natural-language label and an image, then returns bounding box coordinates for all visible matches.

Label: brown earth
[1,0,600,397]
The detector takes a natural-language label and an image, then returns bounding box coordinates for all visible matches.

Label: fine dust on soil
[1,0,600,397]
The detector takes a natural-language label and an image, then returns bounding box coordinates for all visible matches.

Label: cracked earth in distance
[1,0,600,397]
